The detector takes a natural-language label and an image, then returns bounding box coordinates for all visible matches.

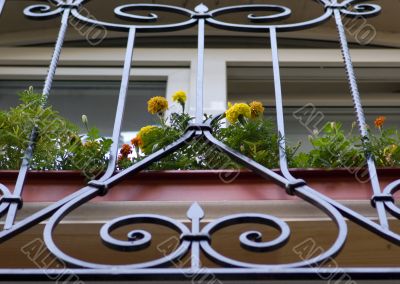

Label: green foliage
[119,95,400,171]
[125,113,237,171]
[302,122,365,169]
[65,128,113,179]
[217,118,297,169]
[4,89,399,176]
[149,138,238,171]
[0,88,112,179]
[120,103,298,171]
[367,126,400,167]
[0,88,76,170]
[141,126,179,156]
[291,120,400,169]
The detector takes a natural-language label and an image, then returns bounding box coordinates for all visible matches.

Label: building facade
[0,0,399,283]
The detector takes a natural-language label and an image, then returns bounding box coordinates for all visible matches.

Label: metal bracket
[0,196,23,210]
[186,124,213,136]
[180,233,211,243]
[371,194,395,208]
[88,180,109,196]
[59,3,80,9]
[325,4,345,10]
[192,13,212,19]
[285,179,307,196]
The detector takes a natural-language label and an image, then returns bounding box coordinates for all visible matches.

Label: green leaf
[87,127,100,140]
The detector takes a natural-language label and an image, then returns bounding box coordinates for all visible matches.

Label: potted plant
[0,88,399,202]
[0,87,112,200]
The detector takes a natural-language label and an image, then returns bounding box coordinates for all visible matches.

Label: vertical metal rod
[42,8,70,99]
[100,27,136,181]
[333,8,389,229]
[0,0,5,16]
[187,203,203,270]
[195,18,205,124]
[3,8,71,230]
[191,214,201,269]
[269,27,292,180]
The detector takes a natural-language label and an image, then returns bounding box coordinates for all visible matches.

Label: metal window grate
[1,0,400,281]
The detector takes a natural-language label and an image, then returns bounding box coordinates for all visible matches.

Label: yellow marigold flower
[136,125,161,152]
[225,103,251,124]
[147,96,168,115]
[374,116,386,129]
[137,125,158,139]
[249,101,265,118]
[172,90,187,105]
[227,102,233,109]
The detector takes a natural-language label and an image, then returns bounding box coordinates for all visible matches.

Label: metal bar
[0,0,5,16]
[299,184,400,245]
[190,207,201,269]
[333,8,389,230]
[2,267,400,281]
[0,0,395,276]
[42,8,70,99]
[100,27,136,181]
[0,187,97,244]
[203,131,289,188]
[3,7,71,230]
[195,18,205,124]
[269,27,293,180]
[95,130,196,189]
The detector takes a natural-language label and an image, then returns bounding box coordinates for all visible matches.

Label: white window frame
[0,47,399,115]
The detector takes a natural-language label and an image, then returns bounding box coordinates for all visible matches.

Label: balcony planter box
[0,168,399,203]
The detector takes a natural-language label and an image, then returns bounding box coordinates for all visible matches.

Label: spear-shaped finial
[187,202,205,221]
[195,3,209,14]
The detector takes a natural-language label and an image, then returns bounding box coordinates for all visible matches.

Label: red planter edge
[0,168,399,202]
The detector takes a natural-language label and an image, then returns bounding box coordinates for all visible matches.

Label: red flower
[131,136,143,148]
[119,144,132,157]
[374,116,386,128]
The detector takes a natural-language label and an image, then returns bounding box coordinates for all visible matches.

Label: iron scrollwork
[23,4,64,19]
[73,3,198,32]
[1,0,400,281]
[44,191,192,269]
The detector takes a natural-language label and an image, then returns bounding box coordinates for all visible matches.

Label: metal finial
[195,3,209,13]
[187,202,205,220]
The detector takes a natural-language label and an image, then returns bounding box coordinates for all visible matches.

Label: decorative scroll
[44,193,192,268]
[206,4,333,32]
[382,180,400,219]
[340,3,381,17]
[339,0,382,17]
[72,3,198,32]
[23,4,63,19]
[41,201,347,268]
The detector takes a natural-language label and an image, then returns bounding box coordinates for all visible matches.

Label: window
[228,65,400,150]
[0,80,166,144]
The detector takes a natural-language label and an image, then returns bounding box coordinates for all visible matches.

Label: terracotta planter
[0,168,399,202]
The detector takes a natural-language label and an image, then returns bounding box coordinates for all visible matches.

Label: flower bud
[82,115,88,125]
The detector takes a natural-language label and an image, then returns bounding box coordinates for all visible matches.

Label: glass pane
[0,80,167,143]
[228,66,400,151]
[263,107,400,151]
